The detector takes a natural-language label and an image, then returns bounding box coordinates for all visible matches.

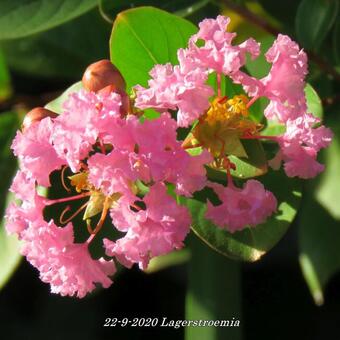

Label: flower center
[205,95,249,125]
[187,94,259,159]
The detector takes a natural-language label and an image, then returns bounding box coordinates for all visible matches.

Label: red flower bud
[82,60,126,93]
[22,107,58,132]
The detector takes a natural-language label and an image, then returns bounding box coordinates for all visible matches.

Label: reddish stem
[246,96,259,108]
[45,192,91,205]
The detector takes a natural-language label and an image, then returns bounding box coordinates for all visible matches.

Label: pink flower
[105,182,191,269]
[279,141,325,178]
[91,113,211,196]
[87,149,139,199]
[6,171,48,236]
[234,34,308,123]
[5,202,28,235]
[11,117,65,186]
[284,114,333,151]
[135,64,213,127]
[51,90,122,172]
[275,114,332,178]
[206,180,277,232]
[21,221,115,298]
[183,15,260,75]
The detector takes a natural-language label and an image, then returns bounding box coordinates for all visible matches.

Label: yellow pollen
[205,95,249,125]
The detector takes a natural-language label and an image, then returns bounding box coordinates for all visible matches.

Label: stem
[185,235,243,340]
[45,192,91,205]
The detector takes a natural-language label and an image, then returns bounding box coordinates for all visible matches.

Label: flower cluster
[6,15,332,297]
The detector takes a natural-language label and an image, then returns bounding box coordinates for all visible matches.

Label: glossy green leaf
[0,111,22,290]
[0,49,12,101]
[181,170,302,262]
[0,0,97,40]
[1,10,110,79]
[206,139,268,181]
[299,197,340,305]
[295,0,339,50]
[45,82,83,113]
[230,140,268,178]
[110,6,197,90]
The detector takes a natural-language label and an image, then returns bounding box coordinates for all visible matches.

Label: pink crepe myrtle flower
[11,117,65,186]
[135,64,213,127]
[233,34,308,123]
[6,171,47,236]
[87,112,211,196]
[206,180,277,232]
[87,149,139,198]
[105,182,191,269]
[52,89,122,172]
[273,114,333,178]
[21,221,115,298]
[5,14,333,298]
[182,15,260,75]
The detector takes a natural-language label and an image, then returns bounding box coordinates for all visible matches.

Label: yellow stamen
[205,95,249,125]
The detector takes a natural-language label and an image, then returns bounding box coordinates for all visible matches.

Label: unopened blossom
[104,182,191,269]
[206,180,277,232]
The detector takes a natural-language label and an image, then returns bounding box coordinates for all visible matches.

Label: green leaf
[246,35,275,78]
[0,193,21,290]
[0,0,97,40]
[206,139,268,181]
[0,111,22,290]
[299,197,340,305]
[229,139,268,178]
[144,249,190,273]
[181,169,302,262]
[45,82,83,113]
[0,49,12,101]
[295,0,339,50]
[316,117,340,219]
[110,6,197,90]
[305,83,323,119]
[1,10,110,79]
[186,235,242,340]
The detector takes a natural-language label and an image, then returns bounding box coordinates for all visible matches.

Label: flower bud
[22,107,58,132]
[82,60,126,93]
